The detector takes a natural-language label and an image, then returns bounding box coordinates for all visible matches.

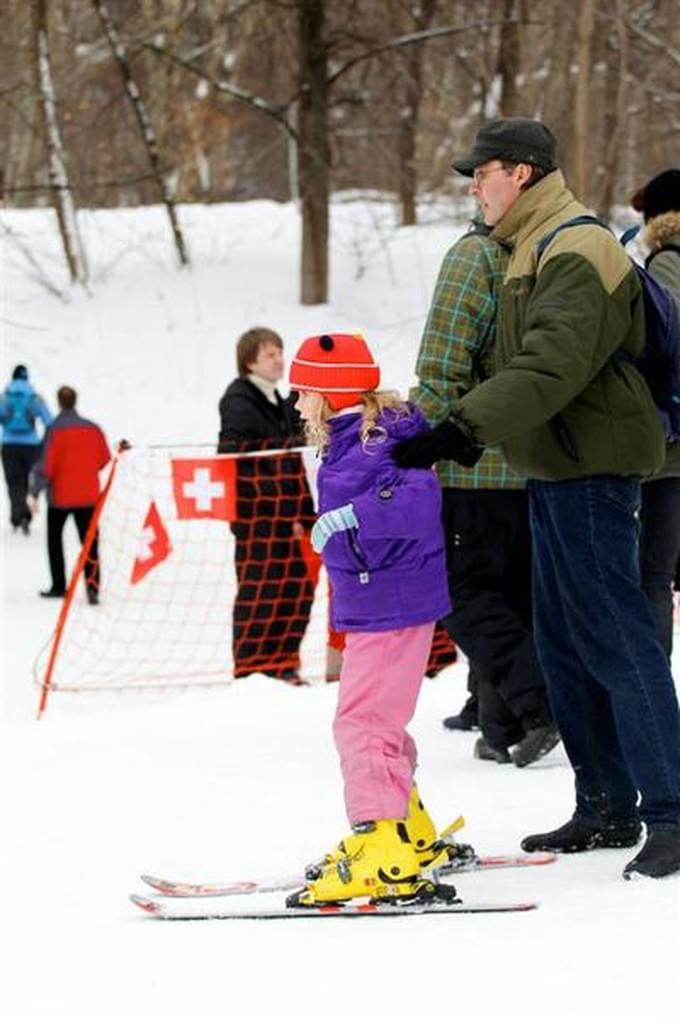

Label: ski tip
[130,893,164,916]
[140,874,174,893]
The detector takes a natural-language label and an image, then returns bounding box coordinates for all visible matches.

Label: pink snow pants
[332,622,435,825]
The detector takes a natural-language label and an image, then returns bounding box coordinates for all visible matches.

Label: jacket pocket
[551,413,582,465]
[603,477,641,514]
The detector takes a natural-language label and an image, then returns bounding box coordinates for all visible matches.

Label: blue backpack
[536,214,680,441]
[3,389,36,434]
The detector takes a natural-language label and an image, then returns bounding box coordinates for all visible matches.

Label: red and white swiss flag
[171,458,236,521]
[130,501,172,585]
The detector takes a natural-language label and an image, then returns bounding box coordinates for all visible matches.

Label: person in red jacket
[31,386,111,603]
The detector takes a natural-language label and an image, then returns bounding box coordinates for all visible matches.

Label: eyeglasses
[472,166,510,186]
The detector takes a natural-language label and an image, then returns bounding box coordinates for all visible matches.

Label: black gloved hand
[392,419,484,470]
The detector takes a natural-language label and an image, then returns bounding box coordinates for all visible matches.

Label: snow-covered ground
[1,198,678,1020]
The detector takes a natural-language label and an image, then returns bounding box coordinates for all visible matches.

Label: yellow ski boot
[289,819,444,907]
[406,785,472,871]
[305,785,470,881]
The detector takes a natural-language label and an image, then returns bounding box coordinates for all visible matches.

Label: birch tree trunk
[92,0,190,267]
[298,0,328,306]
[32,0,88,286]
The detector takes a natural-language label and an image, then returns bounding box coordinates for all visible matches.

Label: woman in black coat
[218,327,316,683]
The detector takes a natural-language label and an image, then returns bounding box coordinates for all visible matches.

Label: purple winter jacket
[318,404,451,632]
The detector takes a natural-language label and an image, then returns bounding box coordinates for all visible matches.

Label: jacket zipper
[349,536,370,584]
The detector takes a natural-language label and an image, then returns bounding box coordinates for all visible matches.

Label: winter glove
[392,419,483,470]
[311,503,358,553]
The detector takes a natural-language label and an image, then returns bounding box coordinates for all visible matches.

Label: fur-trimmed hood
[644,210,680,250]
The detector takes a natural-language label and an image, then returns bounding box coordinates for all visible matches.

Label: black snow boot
[443,695,479,732]
[473,736,511,764]
[521,815,642,854]
[511,723,561,768]
[623,830,680,880]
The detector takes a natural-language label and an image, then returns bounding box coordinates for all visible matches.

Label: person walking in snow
[30,385,110,603]
[630,170,680,660]
[285,332,453,907]
[0,364,52,534]
[393,117,680,880]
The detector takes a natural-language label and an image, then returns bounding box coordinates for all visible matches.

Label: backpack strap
[536,214,609,263]
[619,224,641,247]
[646,243,680,269]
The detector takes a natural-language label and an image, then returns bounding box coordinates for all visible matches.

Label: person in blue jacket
[0,365,53,533]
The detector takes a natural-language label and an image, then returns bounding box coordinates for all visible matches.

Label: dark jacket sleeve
[218,390,266,448]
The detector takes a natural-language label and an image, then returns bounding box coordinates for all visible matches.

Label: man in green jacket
[395,118,680,880]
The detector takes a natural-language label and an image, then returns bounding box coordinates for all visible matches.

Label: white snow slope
[1,197,678,1020]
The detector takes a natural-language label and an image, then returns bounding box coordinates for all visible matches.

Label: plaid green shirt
[410,229,525,489]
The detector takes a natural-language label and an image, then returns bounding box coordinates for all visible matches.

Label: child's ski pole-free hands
[392,419,483,469]
[311,503,358,553]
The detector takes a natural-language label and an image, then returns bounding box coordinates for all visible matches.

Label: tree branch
[326,18,543,86]
[143,42,300,144]
[619,14,680,69]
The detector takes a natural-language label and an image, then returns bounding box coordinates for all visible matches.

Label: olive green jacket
[453,171,666,481]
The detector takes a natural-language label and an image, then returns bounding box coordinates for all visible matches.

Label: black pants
[231,522,314,678]
[440,488,552,749]
[1,444,40,527]
[47,505,100,595]
[640,477,680,658]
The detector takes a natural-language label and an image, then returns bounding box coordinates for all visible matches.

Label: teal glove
[311,503,358,553]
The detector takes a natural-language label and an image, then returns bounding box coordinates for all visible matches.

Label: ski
[130,892,538,921]
[140,851,556,899]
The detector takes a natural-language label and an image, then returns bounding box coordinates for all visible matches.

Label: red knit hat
[289,333,381,411]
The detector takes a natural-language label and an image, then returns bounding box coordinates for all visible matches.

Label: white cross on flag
[171,457,236,521]
[130,501,171,585]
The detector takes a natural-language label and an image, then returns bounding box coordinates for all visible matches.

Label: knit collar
[247,373,279,406]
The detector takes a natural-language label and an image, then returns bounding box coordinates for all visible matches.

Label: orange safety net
[35,443,456,709]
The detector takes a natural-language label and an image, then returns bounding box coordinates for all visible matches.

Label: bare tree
[496,0,524,116]
[393,0,437,226]
[298,0,329,305]
[92,0,190,267]
[32,0,88,286]
[573,0,595,205]
[596,0,629,218]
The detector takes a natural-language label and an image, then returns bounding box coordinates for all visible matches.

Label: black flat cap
[453,117,558,177]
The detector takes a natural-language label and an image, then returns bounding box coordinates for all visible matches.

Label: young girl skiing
[287,332,454,906]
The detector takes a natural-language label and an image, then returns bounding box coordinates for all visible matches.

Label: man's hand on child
[311,504,358,553]
[392,419,483,470]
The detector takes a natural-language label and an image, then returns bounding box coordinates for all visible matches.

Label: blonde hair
[304,390,410,453]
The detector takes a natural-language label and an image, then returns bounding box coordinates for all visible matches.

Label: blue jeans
[528,476,680,830]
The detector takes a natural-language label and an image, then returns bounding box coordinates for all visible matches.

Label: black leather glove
[392,419,484,469]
